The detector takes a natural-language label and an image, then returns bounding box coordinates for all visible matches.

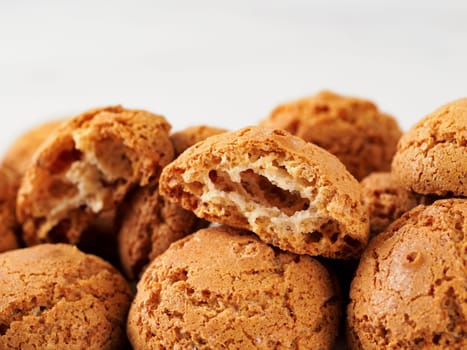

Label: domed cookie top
[260,90,402,180]
[160,126,369,258]
[0,243,133,350]
[0,166,20,253]
[347,199,467,349]
[17,106,174,245]
[2,118,66,177]
[170,125,227,157]
[392,98,467,196]
[127,226,341,350]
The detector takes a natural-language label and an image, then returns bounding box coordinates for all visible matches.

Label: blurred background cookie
[170,125,227,157]
[17,105,174,246]
[347,199,467,349]
[0,166,20,253]
[392,98,467,197]
[0,244,133,349]
[2,119,67,177]
[260,91,402,180]
[127,226,341,349]
[160,126,369,259]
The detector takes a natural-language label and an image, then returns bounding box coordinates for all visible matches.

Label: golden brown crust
[2,119,66,177]
[127,226,341,349]
[0,243,133,350]
[117,180,208,280]
[347,199,467,349]
[260,90,402,180]
[159,126,369,259]
[360,172,420,236]
[17,106,174,246]
[0,166,20,253]
[392,98,467,196]
[170,125,228,157]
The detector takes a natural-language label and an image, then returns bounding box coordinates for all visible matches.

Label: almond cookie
[392,98,467,196]
[117,180,208,280]
[361,172,421,236]
[347,199,467,349]
[0,243,133,350]
[170,125,227,157]
[2,119,66,177]
[159,126,369,258]
[127,226,341,349]
[17,106,174,246]
[0,166,20,253]
[260,91,402,180]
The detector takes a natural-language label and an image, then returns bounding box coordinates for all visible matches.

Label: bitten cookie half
[0,244,133,350]
[127,226,341,350]
[0,166,20,253]
[347,199,467,349]
[17,106,174,246]
[117,180,208,280]
[170,125,228,157]
[260,90,402,181]
[160,126,369,258]
[392,98,467,196]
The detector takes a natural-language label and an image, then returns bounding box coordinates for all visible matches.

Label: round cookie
[260,90,402,180]
[0,166,20,253]
[0,243,133,350]
[361,172,421,236]
[170,125,228,157]
[117,180,208,280]
[392,98,467,196]
[160,126,369,259]
[347,199,467,349]
[17,105,174,246]
[127,226,341,349]
[2,118,66,177]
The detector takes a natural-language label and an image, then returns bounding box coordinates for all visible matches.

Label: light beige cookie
[392,98,467,196]
[117,180,208,280]
[347,199,467,349]
[170,125,228,157]
[260,91,402,180]
[0,166,20,253]
[0,243,133,350]
[17,105,174,246]
[361,172,421,236]
[127,226,341,349]
[159,126,369,258]
[2,119,66,177]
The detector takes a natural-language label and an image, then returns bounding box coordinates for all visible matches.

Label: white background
[1,0,466,155]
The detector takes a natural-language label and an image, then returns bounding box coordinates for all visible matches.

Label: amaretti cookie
[0,166,20,253]
[360,172,421,236]
[2,119,66,176]
[170,125,227,157]
[392,98,467,196]
[159,126,369,258]
[118,180,208,280]
[127,226,341,349]
[347,199,467,349]
[0,244,133,350]
[260,90,402,180]
[17,106,174,245]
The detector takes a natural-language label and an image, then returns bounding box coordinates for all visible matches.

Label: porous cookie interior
[180,151,350,255]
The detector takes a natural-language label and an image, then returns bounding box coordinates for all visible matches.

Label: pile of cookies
[0,92,465,349]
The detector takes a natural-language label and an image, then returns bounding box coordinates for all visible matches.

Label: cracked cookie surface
[170,125,227,157]
[392,98,467,196]
[0,166,20,253]
[0,243,133,350]
[347,199,467,349]
[17,106,174,246]
[127,226,341,349]
[260,90,402,180]
[160,126,369,258]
